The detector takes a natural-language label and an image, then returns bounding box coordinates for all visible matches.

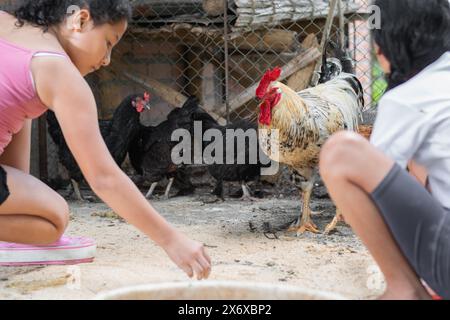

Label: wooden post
[129,27,299,54]
[311,0,339,86]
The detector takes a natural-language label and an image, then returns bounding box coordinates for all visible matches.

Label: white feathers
[257,70,364,172]
[300,72,363,131]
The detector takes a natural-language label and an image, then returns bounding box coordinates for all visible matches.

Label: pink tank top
[0,28,69,155]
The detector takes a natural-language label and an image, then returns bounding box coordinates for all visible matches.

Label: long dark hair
[13,0,132,31]
[372,0,450,89]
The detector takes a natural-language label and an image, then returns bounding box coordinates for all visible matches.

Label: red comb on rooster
[134,92,152,113]
[256,67,282,126]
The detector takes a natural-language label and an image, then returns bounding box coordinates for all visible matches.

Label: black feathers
[47,94,146,191]
[130,97,268,199]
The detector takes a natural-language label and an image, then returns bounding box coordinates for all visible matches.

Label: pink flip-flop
[0,236,96,266]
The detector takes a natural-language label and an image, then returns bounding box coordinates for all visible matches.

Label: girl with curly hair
[0,0,211,280]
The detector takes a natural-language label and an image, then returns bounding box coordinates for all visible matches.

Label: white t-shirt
[370,52,450,209]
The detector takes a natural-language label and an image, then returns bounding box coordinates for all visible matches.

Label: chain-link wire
[109,0,385,126]
[0,0,384,123]
[0,0,385,183]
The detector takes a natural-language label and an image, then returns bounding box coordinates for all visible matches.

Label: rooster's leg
[71,179,84,202]
[145,182,158,199]
[240,182,259,201]
[163,177,175,200]
[324,209,345,234]
[288,180,320,235]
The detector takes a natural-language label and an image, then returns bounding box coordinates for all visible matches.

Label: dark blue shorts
[0,165,10,205]
[370,163,450,299]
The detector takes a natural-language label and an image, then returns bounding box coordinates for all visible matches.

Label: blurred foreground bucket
[95,281,347,300]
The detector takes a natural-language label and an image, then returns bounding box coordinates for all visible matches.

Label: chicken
[179,98,268,201]
[127,97,204,199]
[129,97,268,201]
[204,119,269,201]
[47,93,151,200]
[256,44,365,235]
[128,126,196,200]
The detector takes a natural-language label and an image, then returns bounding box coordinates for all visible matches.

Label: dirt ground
[0,185,385,300]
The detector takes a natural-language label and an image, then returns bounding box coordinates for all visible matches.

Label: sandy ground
[0,187,386,300]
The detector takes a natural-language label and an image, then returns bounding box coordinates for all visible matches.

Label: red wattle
[258,90,281,126]
[258,101,271,126]
[136,103,144,113]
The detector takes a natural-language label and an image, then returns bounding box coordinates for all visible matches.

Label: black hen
[47,93,151,200]
[127,97,205,199]
[129,97,268,200]
[202,119,269,201]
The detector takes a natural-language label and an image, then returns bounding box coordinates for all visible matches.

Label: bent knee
[45,195,70,236]
[319,131,367,176]
[34,197,69,244]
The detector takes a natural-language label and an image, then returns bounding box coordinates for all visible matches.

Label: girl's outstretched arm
[34,57,211,280]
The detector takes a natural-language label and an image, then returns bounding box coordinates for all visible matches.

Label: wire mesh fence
[0,0,385,124]
[114,0,385,126]
[0,0,386,182]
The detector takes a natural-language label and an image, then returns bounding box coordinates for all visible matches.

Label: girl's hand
[161,231,212,280]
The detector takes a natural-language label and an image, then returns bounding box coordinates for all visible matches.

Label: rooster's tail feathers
[319,40,355,84]
[327,40,355,74]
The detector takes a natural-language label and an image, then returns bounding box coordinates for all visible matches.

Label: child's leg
[319,131,431,300]
[0,164,69,245]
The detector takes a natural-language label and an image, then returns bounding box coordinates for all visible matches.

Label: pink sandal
[0,236,96,266]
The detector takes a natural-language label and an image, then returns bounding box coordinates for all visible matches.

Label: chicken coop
[0,0,383,185]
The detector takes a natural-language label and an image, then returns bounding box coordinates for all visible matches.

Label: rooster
[256,43,365,235]
[47,93,151,200]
